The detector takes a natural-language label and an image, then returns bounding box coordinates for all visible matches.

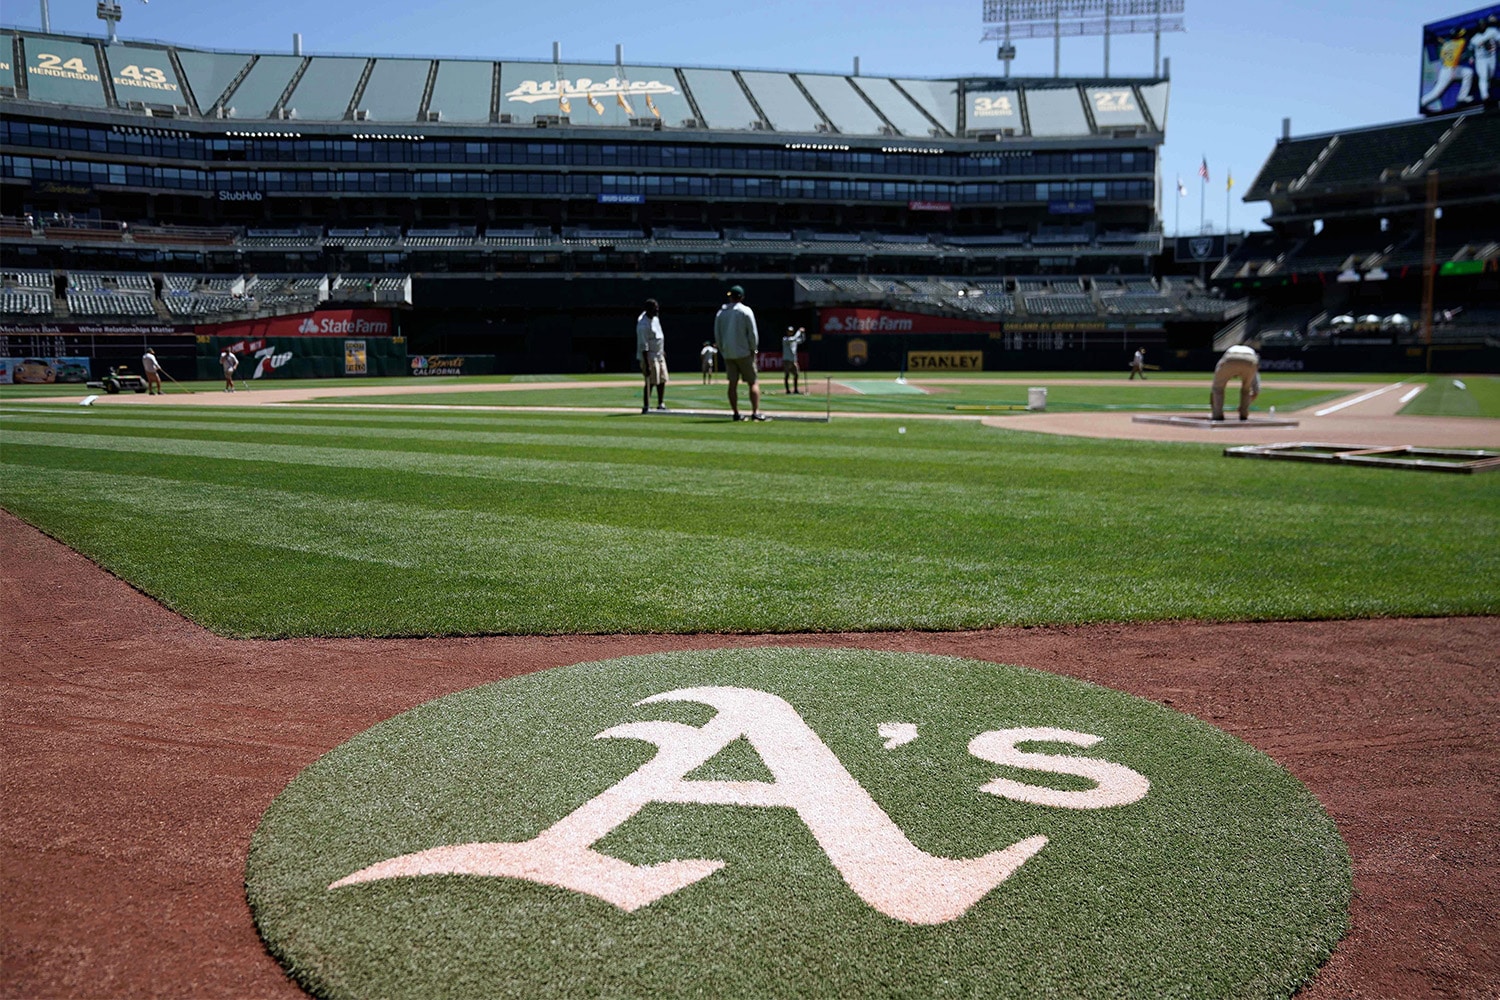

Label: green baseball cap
[728,285,745,297]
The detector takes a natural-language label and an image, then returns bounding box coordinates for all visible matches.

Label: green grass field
[316,379,1344,416]
[9,370,1497,417]
[2,386,1495,637]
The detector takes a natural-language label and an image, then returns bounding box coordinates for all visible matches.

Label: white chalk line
[1314,382,1408,417]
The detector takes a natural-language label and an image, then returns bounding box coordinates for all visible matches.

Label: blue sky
[6,0,1462,232]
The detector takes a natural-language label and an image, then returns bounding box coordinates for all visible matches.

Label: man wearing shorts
[1210,344,1260,421]
[219,348,238,392]
[713,285,765,421]
[141,347,164,395]
[636,298,668,413]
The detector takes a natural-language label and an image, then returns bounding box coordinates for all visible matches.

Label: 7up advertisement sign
[200,310,405,379]
[248,648,1350,999]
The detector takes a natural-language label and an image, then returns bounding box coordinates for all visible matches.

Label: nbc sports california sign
[248,648,1350,998]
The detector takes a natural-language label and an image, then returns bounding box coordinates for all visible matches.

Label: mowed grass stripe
[1,410,1246,499]
[2,409,1496,636]
[0,468,1044,635]
[2,426,1093,509]
[3,417,1434,532]
[3,407,1042,469]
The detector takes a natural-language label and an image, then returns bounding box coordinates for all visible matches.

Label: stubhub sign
[199,309,393,340]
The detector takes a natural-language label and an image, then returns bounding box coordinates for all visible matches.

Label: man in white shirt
[782,326,806,394]
[141,347,164,396]
[713,285,765,421]
[700,341,718,384]
[219,348,238,392]
[1472,15,1499,102]
[1211,344,1261,421]
[636,298,668,413]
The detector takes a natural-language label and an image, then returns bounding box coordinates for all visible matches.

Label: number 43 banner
[108,44,182,95]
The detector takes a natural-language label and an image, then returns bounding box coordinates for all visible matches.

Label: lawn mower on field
[86,366,149,394]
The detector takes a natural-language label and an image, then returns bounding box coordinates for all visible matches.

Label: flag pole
[1225,171,1232,235]
[1199,174,1206,234]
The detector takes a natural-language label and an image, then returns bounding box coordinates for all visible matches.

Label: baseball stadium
[1,1,1498,997]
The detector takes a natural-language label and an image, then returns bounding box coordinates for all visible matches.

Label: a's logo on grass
[248,649,1350,999]
[329,686,1147,924]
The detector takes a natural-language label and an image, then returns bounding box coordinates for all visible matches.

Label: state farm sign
[198,309,393,339]
[819,309,997,336]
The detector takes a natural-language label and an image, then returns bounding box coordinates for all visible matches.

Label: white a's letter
[969,728,1149,810]
[332,687,1047,924]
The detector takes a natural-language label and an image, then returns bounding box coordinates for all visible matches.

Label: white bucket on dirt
[1027,386,1047,411]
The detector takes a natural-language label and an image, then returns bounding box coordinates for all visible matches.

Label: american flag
[1198,157,1209,183]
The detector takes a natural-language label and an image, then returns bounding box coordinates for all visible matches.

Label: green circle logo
[248,649,1349,998]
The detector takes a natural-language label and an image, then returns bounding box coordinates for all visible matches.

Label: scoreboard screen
[1419,4,1500,115]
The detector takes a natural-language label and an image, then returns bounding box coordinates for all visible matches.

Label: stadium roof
[1244,112,1499,204]
[0,28,1168,142]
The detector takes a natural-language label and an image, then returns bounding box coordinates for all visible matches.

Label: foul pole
[1419,171,1439,374]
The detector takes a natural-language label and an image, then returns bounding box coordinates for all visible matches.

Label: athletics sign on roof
[247,648,1350,999]
[499,63,689,126]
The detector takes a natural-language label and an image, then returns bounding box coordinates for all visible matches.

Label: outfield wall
[196,335,409,381]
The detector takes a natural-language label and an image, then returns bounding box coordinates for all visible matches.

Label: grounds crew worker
[636,298,668,413]
[713,285,766,421]
[782,326,806,394]
[1211,344,1261,421]
[141,348,164,396]
[700,341,718,384]
[220,348,238,392]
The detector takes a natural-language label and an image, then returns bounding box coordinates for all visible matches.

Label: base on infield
[1132,414,1301,429]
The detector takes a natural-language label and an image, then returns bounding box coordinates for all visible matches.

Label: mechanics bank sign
[820,308,997,336]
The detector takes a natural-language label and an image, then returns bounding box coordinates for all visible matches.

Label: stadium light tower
[95,0,148,44]
[982,0,1185,78]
